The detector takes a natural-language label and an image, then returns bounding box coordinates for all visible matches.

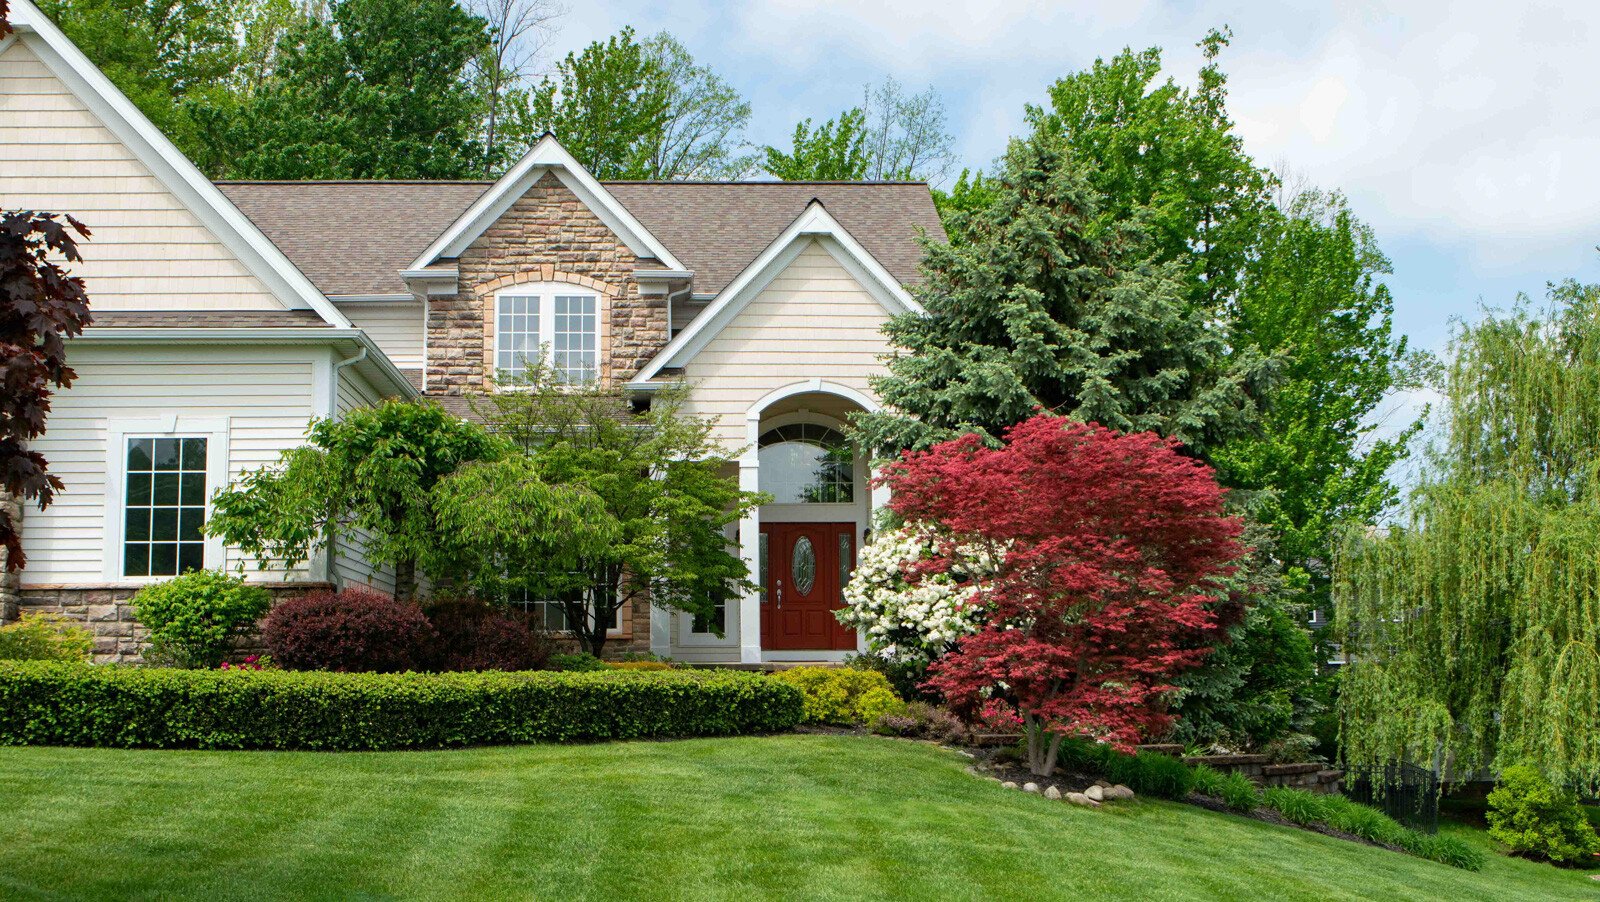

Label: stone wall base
[1178,752,1344,795]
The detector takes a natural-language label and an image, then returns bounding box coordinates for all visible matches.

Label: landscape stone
[1044,786,1062,800]
[1085,785,1105,802]
[1002,781,1019,790]
[1022,782,1040,793]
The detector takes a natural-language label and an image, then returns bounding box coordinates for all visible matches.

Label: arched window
[494,284,599,383]
[758,422,854,503]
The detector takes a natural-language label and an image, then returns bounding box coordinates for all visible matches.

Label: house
[0,0,944,664]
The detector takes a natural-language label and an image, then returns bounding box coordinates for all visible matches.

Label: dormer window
[494,284,599,383]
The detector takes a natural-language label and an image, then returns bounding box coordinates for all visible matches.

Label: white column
[737,456,762,663]
[649,603,671,657]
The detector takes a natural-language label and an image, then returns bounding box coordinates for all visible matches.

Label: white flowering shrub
[837,525,998,666]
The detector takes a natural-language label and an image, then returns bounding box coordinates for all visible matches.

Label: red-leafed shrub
[421,597,550,672]
[883,414,1245,777]
[261,588,435,673]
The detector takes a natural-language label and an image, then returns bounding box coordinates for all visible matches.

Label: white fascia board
[74,327,417,399]
[408,134,685,271]
[629,202,920,384]
[329,294,417,304]
[7,1,352,330]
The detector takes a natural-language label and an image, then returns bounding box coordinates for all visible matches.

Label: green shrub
[131,571,271,668]
[1263,786,1330,826]
[770,666,904,725]
[1054,739,1195,800]
[1191,764,1261,812]
[1487,764,1600,866]
[611,661,673,671]
[0,661,803,750]
[0,613,94,662]
[549,653,610,672]
[1256,786,1484,870]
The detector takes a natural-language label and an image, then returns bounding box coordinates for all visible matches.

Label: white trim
[328,294,416,304]
[6,1,351,329]
[101,417,230,584]
[410,135,685,271]
[628,202,921,384]
[491,282,601,383]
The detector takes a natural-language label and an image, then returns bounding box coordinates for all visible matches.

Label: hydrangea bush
[835,524,997,666]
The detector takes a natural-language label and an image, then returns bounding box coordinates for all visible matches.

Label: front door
[761,522,856,651]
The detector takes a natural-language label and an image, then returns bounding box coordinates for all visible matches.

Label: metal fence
[1344,762,1440,834]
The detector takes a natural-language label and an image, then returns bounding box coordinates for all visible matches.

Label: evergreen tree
[851,127,1267,458]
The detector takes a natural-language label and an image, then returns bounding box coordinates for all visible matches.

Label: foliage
[858,77,956,182]
[1189,763,1262,812]
[420,597,551,672]
[761,109,869,180]
[1257,786,1485,870]
[851,124,1267,458]
[836,524,996,667]
[886,415,1244,776]
[207,399,505,601]
[0,210,92,570]
[640,33,755,179]
[210,0,494,179]
[1055,738,1196,800]
[547,652,610,672]
[872,701,966,742]
[769,667,904,726]
[610,660,672,671]
[930,168,996,222]
[466,0,565,176]
[261,587,434,673]
[453,365,761,657]
[217,654,269,671]
[130,570,271,669]
[1334,281,1600,793]
[1486,765,1600,866]
[0,661,804,750]
[0,613,93,662]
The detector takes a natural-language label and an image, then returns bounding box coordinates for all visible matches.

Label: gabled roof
[4,0,350,328]
[409,134,687,272]
[629,201,925,386]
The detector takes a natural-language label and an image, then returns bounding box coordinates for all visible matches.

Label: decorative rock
[1002,781,1019,790]
[1105,784,1136,801]
[1064,792,1100,807]
[1022,782,1041,793]
[1084,784,1105,802]
[1044,786,1062,800]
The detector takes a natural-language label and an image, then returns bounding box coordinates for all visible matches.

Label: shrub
[549,652,610,672]
[1191,763,1261,812]
[1487,764,1600,866]
[1263,786,1329,826]
[1056,739,1196,800]
[770,666,905,725]
[261,588,435,673]
[1258,786,1484,870]
[421,597,549,672]
[0,661,804,750]
[131,570,271,668]
[611,661,673,671]
[872,701,965,742]
[0,613,93,662]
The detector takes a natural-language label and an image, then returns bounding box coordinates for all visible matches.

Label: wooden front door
[761,522,857,651]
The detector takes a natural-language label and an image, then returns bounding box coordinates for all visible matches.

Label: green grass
[0,735,1592,901]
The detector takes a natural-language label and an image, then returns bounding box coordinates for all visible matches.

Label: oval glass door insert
[791,536,816,594]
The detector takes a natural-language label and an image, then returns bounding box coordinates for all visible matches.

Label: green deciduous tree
[206,400,507,602]
[1335,278,1600,793]
[851,126,1267,458]
[761,109,869,180]
[860,77,955,182]
[452,365,763,657]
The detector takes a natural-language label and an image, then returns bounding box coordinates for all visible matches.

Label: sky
[540,0,1600,445]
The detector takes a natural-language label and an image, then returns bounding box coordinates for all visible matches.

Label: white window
[508,586,620,634]
[758,423,855,503]
[495,285,599,383]
[122,436,209,577]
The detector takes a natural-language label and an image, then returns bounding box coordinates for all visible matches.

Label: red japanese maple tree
[882,414,1245,776]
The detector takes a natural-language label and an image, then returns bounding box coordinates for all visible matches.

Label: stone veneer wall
[0,492,19,624]
[425,171,670,394]
[18,583,330,664]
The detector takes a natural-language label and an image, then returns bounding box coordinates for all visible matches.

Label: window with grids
[123,437,207,577]
[757,423,855,503]
[495,288,599,383]
[507,587,619,633]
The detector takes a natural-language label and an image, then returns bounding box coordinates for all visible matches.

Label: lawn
[0,735,1592,901]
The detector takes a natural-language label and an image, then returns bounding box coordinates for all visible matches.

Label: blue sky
[543,0,1600,438]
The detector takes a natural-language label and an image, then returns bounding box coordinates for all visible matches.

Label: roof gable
[4,0,348,327]
[409,134,685,271]
[630,201,923,386]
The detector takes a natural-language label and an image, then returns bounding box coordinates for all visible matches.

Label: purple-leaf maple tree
[882,414,1245,776]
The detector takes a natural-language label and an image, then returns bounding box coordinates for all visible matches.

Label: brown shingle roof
[87,310,332,329]
[217,181,491,297]
[215,179,943,299]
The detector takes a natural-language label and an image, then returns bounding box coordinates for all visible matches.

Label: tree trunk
[394,557,418,603]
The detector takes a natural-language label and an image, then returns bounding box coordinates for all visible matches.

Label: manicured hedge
[0,661,803,751]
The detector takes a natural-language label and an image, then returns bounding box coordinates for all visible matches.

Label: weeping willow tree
[1334,277,1600,792]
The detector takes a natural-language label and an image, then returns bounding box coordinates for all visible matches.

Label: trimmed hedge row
[0,661,803,751]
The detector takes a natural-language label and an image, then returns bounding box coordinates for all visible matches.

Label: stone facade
[1180,752,1345,795]
[0,491,19,624]
[17,583,330,664]
[425,171,670,394]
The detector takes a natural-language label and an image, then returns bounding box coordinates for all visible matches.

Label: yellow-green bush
[770,666,904,725]
[611,660,673,671]
[0,613,93,662]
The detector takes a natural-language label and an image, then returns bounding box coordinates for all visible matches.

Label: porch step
[699,661,846,672]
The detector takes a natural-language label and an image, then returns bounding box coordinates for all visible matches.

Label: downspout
[666,284,692,339]
[320,345,367,587]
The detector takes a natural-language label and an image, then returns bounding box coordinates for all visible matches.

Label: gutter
[328,346,369,418]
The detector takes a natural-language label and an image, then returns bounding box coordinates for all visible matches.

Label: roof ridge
[603,179,930,187]
[215,179,495,186]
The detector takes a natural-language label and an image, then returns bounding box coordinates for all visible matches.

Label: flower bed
[0,661,802,751]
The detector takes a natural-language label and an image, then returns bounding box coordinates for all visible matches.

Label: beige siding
[336,302,424,368]
[329,365,397,595]
[0,39,285,311]
[20,345,319,586]
[680,240,893,447]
